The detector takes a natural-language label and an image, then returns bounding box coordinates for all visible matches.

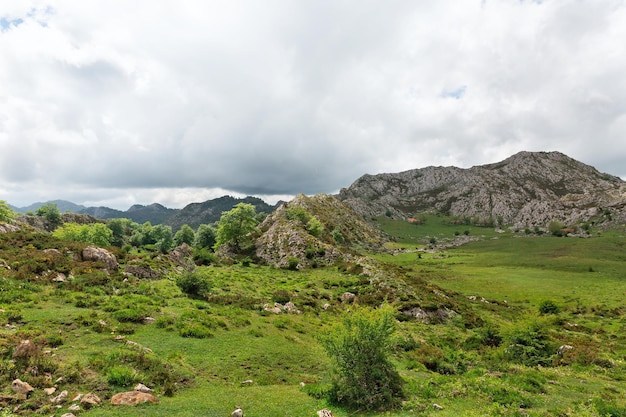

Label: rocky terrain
[339,151,626,229]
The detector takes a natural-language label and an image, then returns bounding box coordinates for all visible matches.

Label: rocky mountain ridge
[338,151,626,229]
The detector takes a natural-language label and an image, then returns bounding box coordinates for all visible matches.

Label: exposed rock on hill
[339,151,626,229]
[255,194,387,269]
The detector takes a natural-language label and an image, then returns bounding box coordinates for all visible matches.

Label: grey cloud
[1,0,626,209]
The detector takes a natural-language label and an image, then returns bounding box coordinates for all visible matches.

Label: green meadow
[1,217,625,416]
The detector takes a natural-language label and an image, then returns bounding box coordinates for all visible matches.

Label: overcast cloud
[1,0,625,210]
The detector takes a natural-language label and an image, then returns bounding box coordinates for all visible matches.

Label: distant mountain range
[11,196,279,230]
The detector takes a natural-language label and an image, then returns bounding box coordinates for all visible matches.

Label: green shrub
[193,247,216,266]
[272,289,291,304]
[319,305,404,411]
[331,228,345,244]
[505,322,554,367]
[538,300,560,315]
[107,366,137,387]
[287,257,299,270]
[178,323,213,338]
[176,271,211,298]
[113,308,145,323]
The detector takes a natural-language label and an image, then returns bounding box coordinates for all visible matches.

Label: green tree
[36,203,62,231]
[107,218,135,247]
[0,200,16,223]
[320,306,404,411]
[194,224,217,249]
[53,223,113,246]
[306,216,324,237]
[153,224,173,253]
[214,203,258,252]
[174,224,195,246]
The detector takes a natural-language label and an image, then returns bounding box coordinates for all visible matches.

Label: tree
[0,200,15,223]
[174,224,195,246]
[214,203,258,252]
[320,306,404,411]
[194,224,217,249]
[36,203,62,231]
[53,223,113,246]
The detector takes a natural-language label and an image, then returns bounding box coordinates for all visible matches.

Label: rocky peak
[339,151,626,229]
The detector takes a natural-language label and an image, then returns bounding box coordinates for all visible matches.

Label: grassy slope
[1,218,625,416]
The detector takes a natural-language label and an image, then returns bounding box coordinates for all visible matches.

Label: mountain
[338,151,626,229]
[165,196,278,231]
[13,199,87,214]
[121,203,178,225]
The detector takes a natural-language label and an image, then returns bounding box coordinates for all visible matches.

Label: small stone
[317,410,334,417]
[433,403,444,410]
[241,380,253,385]
[72,393,83,402]
[44,387,57,395]
[68,404,80,411]
[50,389,68,403]
[232,408,243,417]
[80,392,101,408]
[61,414,76,417]
[134,383,153,393]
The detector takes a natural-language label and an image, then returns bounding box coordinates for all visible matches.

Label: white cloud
[1,0,625,209]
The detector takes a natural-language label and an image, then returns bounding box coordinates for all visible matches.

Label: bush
[113,308,145,323]
[505,322,554,367]
[176,271,211,298]
[107,366,137,386]
[538,300,560,315]
[319,306,404,411]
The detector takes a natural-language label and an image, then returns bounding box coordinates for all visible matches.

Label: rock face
[339,151,626,229]
[0,223,19,233]
[110,391,158,405]
[82,246,118,271]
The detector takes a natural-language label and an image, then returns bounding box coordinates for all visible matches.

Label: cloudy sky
[1,1,625,210]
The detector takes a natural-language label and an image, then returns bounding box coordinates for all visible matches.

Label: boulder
[170,243,194,267]
[80,392,102,408]
[44,387,57,395]
[82,246,118,271]
[124,264,161,279]
[110,391,158,406]
[11,379,34,396]
[13,340,37,359]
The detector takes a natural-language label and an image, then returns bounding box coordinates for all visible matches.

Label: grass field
[1,218,625,416]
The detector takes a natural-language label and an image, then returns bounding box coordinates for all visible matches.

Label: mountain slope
[338,151,626,228]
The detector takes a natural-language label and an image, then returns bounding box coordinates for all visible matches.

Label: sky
[1,1,626,210]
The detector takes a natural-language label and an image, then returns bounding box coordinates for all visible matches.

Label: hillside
[339,151,626,229]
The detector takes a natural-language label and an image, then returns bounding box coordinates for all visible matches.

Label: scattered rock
[72,393,83,402]
[283,301,301,314]
[433,403,444,410]
[341,292,356,303]
[110,391,158,406]
[82,246,118,271]
[13,339,37,358]
[50,389,68,403]
[232,408,244,417]
[68,404,80,411]
[124,263,162,279]
[11,379,34,397]
[401,307,456,324]
[241,380,253,385]
[134,383,153,393]
[322,303,331,310]
[80,392,101,408]
[557,345,574,356]
[52,273,67,282]
[61,413,76,417]
[317,409,334,417]
[142,317,156,324]
[44,387,57,395]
